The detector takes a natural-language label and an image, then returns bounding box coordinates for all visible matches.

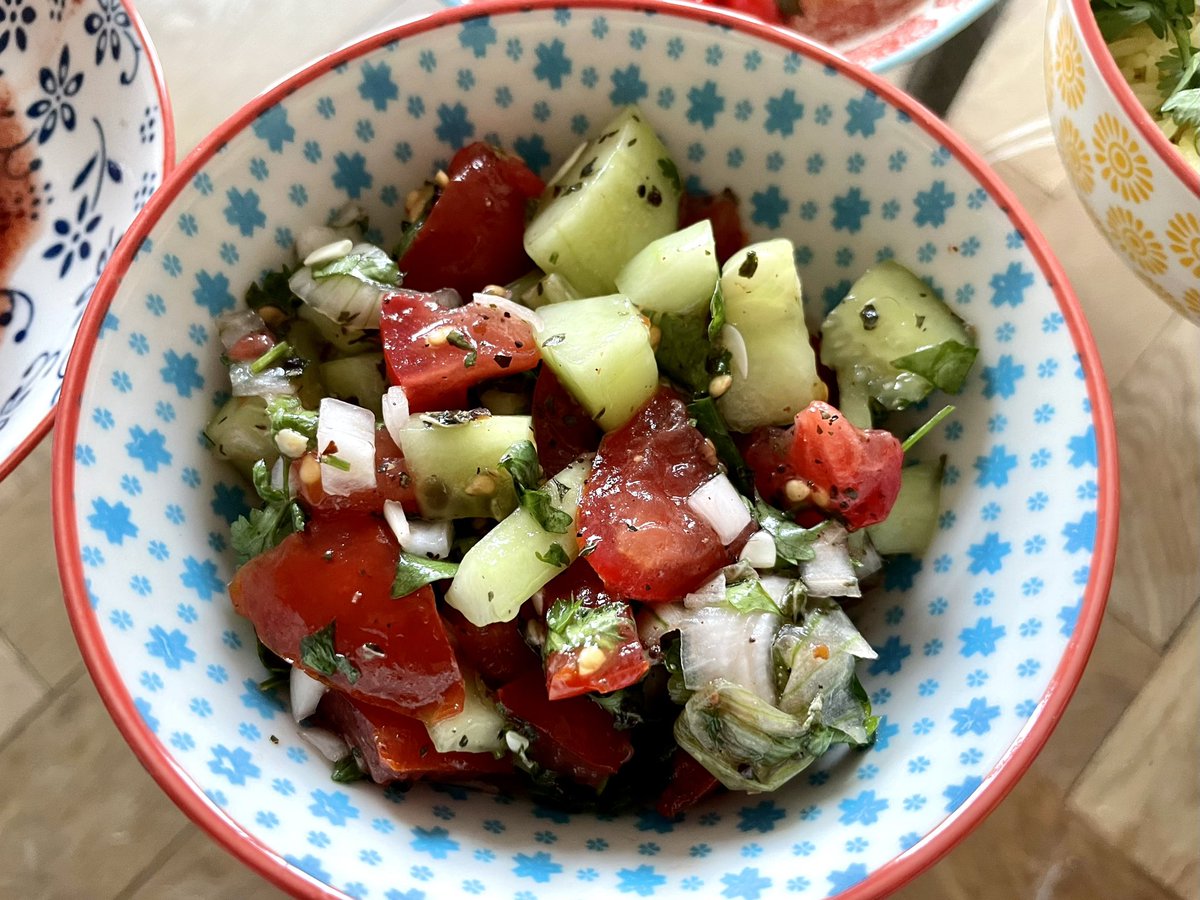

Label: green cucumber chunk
[397,413,535,520]
[820,260,976,411]
[716,240,826,432]
[867,459,944,555]
[534,295,658,432]
[523,106,682,297]
[318,354,386,418]
[520,272,581,310]
[425,673,507,754]
[205,396,278,479]
[445,458,590,626]
[614,220,719,316]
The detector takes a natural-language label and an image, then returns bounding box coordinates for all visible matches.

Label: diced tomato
[226,331,275,363]
[380,289,541,412]
[398,142,544,297]
[442,605,540,687]
[656,748,722,818]
[229,513,464,722]
[531,366,603,473]
[678,188,749,265]
[577,388,736,601]
[741,425,798,509]
[317,691,512,783]
[696,0,785,23]
[293,426,420,515]
[789,401,903,529]
[497,669,634,788]
[540,562,649,700]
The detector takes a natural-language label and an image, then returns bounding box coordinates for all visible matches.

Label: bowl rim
[1066,0,1200,200]
[0,0,176,484]
[50,1,1119,897]
[853,0,1000,72]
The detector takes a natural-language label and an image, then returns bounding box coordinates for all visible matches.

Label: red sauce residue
[0,79,42,342]
[796,0,925,44]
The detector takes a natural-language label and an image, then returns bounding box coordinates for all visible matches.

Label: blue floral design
[223,188,266,236]
[160,350,203,398]
[974,445,1017,487]
[310,789,360,827]
[610,64,648,105]
[837,790,888,826]
[87,497,138,544]
[252,105,295,152]
[831,188,870,232]
[950,698,1000,736]
[617,864,666,895]
[434,103,475,148]
[512,851,561,883]
[125,425,171,472]
[966,532,1011,574]
[686,81,725,129]
[533,39,572,89]
[959,617,1006,657]
[145,626,195,670]
[359,61,399,111]
[913,181,955,227]
[763,89,804,136]
[844,91,885,137]
[720,868,771,900]
[989,262,1035,307]
[411,826,459,859]
[208,744,260,785]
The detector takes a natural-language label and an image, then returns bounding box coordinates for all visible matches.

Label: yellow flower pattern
[1165,212,1200,278]
[1054,19,1086,110]
[1105,206,1168,276]
[1092,114,1154,203]
[1182,288,1200,318]
[1057,117,1094,195]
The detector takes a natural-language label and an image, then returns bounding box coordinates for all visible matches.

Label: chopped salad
[208,106,978,813]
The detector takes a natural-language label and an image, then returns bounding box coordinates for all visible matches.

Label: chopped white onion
[403,520,453,560]
[269,456,286,493]
[381,385,410,447]
[758,574,794,605]
[303,238,354,268]
[429,288,464,309]
[852,533,884,580]
[635,602,691,653]
[295,222,363,260]
[216,309,267,351]
[299,726,349,762]
[738,530,777,569]
[316,397,377,496]
[679,605,780,703]
[682,573,727,610]
[288,243,392,330]
[290,666,328,723]
[686,473,752,545]
[228,362,297,398]
[721,323,750,380]
[801,523,862,598]
[471,292,545,332]
[328,201,367,229]
[383,499,411,546]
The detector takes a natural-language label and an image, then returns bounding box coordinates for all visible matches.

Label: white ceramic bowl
[54,2,1117,898]
[1045,0,1200,322]
[816,0,1000,71]
[0,0,172,479]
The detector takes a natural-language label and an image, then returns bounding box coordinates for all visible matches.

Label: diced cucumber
[835,371,873,429]
[205,396,278,478]
[295,303,379,356]
[520,272,581,310]
[397,413,535,520]
[615,220,719,316]
[445,458,590,626]
[425,674,507,754]
[534,295,659,432]
[716,240,826,432]
[524,106,682,297]
[820,261,976,410]
[867,459,944,555]
[318,354,386,418]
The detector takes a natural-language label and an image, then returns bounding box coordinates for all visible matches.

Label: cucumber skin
[716,240,826,432]
[397,415,535,520]
[820,260,975,411]
[614,220,719,316]
[535,295,659,432]
[445,458,591,627]
[524,106,682,297]
[867,459,944,555]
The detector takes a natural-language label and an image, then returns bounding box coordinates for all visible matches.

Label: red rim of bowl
[51,1,1119,897]
[1067,0,1200,199]
[0,0,176,484]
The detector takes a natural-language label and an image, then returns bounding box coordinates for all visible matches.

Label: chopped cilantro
[230,459,305,564]
[312,246,399,285]
[446,330,473,351]
[267,396,318,442]
[544,597,628,656]
[499,440,573,534]
[245,265,298,312]
[707,282,727,342]
[249,340,293,375]
[753,499,825,565]
[331,753,367,783]
[653,313,712,395]
[535,542,571,568]
[891,340,978,393]
[299,621,360,684]
[687,397,756,498]
[391,552,460,598]
[725,577,783,615]
[901,405,956,453]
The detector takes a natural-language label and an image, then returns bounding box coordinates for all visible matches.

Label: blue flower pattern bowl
[0,0,170,479]
[53,3,1117,898]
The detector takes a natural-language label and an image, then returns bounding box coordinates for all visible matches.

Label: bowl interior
[0,0,170,479]
[56,4,1112,898]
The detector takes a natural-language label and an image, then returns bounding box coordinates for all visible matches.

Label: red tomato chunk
[293,426,420,515]
[442,604,540,688]
[656,747,722,818]
[531,366,603,474]
[678,188,750,266]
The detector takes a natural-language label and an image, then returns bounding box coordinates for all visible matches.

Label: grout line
[1068,804,1194,900]
[112,821,195,900]
[0,663,85,757]
[0,630,52,693]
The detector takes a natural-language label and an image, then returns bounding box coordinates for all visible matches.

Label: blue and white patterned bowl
[52,3,1117,897]
[0,0,171,480]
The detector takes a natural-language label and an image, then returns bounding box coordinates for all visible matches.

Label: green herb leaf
[251,458,287,504]
[249,341,294,375]
[754,500,825,565]
[231,461,304,564]
[657,157,682,193]
[446,330,473,351]
[391,552,460,598]
[688,397,756,498]
[890,340,978,393]
[901,404,956,453]
[267,396,318,441]
[500,440,573,534]
[707,281,727,342]
[536,542,571,568]
[1163,86,1200,127]
[521,490,573,534]
[544,597,629,656]
[498,440,542,492]
[299,621,360,684]
[330,753,367,783]
[653,312,713,395]
[313,246,399,286]
[245,265,298,312]
[590,687,646,730]
[725,578,783,615]
[320,453,351,472]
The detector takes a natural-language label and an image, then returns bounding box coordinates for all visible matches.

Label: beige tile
[0,672,189,899]
[1070,606,1200,899]
[895,766,1183,900]
[1031,611,1159,792]
[0,633,47,744]
[125,825,289,900]
[0,436,80,686]
[1104,322,1200,651]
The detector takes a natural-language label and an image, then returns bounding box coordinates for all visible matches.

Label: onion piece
[686,473,752,545]
[635,602,691,653]
[682,573,727,610]
[721,323,749,380]
[295,222,363,260]
[290,665,328,723]
[228,362,297,398]
[381,385,410,446]
[429,288,463,309]
[679,605,780,703]
[471,292,545,332]
[216,309,268,350]
[738,530,776,569]
[403,520,453,560]
[800,522,861,598]
[316,397,376,496]
[303,238,354,268]
[383,499,411,547]
[288,243,393,330]
[299,726,349,762]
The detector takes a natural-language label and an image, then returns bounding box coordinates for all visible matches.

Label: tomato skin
[656,748,722,818]
[789,401,904,529]
[398,142,544,297]
[678,189,750,265]
[578,388,735,601]
[695,0,784,23]
[317,691,512,783]
[531,366,603,474]
[229,513,464,722]
[294,427,420,515]
[226,331,275,362]
[442,605,540,688]
[380,289,541,412]
[496,669,634,788]
[741,426,798,509]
